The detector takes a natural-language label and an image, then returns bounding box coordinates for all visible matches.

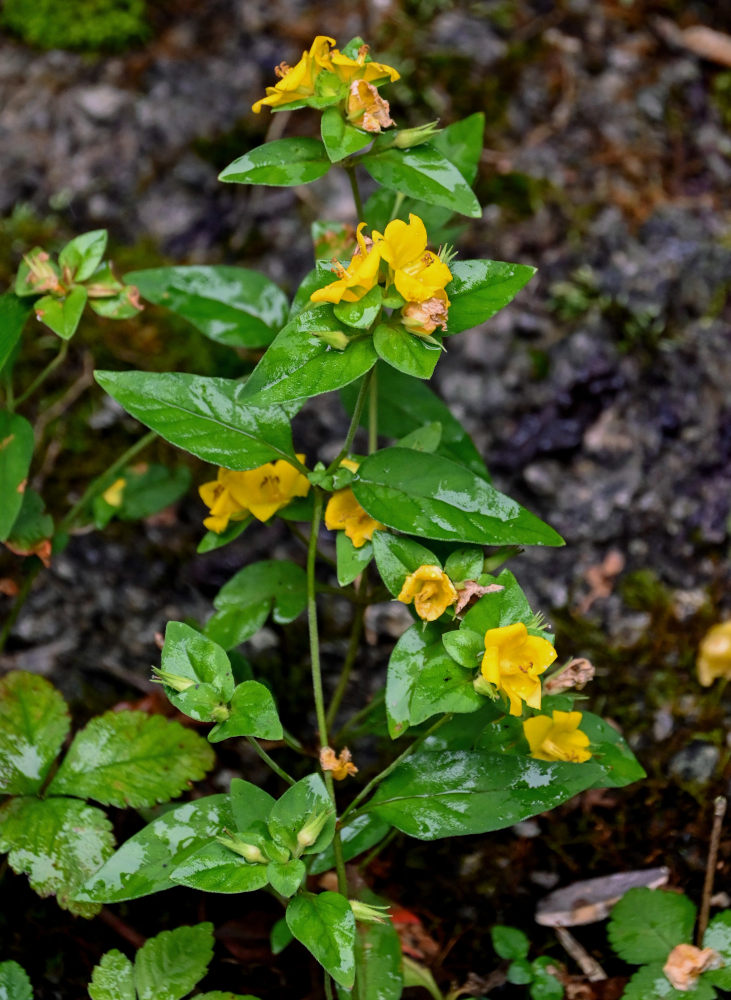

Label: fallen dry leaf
[535,866,669,926]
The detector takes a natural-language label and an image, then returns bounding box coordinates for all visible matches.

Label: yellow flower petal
[480,622,557,716]
[310,224,383,304]
[102,477,126,508]
[697,620,731,686]
[397,564,457,621]
[325,487,383,548]
[523,711,591,762]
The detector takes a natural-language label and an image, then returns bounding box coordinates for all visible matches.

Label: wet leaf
[47,710,214,808]
[77,794,233,903]
[445,260,536,335]
[363,145,481,218]
[286,892,356,988]
[267,858,305,897]
[34,285,87,339]
[170,841,268,893]
[230,778,275,831]
[0,796,114,917]
[622,963,716,1000]
[372,531,440,596]
[88,950,135,1000]
[219,138,331,186]
[341,909,403,1000]
[207,681,283,742]
[58,230,108,282]
[125,266,288,350]
[158,622,235,722]
[271,917,294,955]
[373,323,442,379]
[0,412,34,541]
[134,923,214,1000]
[0,293,32,375]
[336,531,373,586]
[268,774,335,856]
[430,112,484,185]
[0,671,70,796]
[321,107,372,162]
[462,570,534,633]
[0,960,33,1000]
[310,814,391,875]
[608,888,696,964]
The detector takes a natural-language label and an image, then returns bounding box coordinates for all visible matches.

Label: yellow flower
[523,710,592,763]
[398,564,457,622]
[320,746,358,781]
[328,44,400,85]
[373,214,452,305]
[697,620,731,686]
[102,477,126,508]
[200,456,310,532]
[481,622,557,716]
[310,222,383,305]
[252,35,335,114]
[347,79,395,133]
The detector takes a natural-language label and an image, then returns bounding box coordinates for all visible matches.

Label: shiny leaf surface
[35,285,87,339]
[445,260,536,335]
[0,293,31,375]
[77,794,232,903]
[347,911,403,1000]
[0,796,114,917]
[363,145,481,218]
[365,751,607,838]
[321,107,372,162]
[230,778,275,831]
[170,841,268,893]
[444,546,484,583]
[353,448,563,546]
[125,266,288,350]
[88,950,135,1000]
[58,230,108,282]
[371,531,440,596]
[373,323,442,379]
[134,923,214,1000]
[267,858,305,897]
[158,622,235,722]
[95,371,296,469]
[219,138,331,186]
[334,284,383,330]
[47,710,214,808]
[336,531,373,586]
[0,671,70,795]
[286,892,356,988]
[622,963,715,1000]
[208,681,283,742]
[462,570,534,633]
[310,814,391,875]
[430,112,484,185]
[268,774,335,856]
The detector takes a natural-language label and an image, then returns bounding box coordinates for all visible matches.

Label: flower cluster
[312,213,453,337]
[252,35,399,133]
[199,457,310,533]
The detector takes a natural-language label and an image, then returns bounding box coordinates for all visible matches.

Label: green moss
[1,0,149,51]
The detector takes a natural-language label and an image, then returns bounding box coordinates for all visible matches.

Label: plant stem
[246,737,295,786]
[326,367,373,475]
[324,975,334,1000]
[697,795,727,945]
[340,714,453,825]
[368,363,378,453]
[333,690,385,743]
[346,165,365,220]
[388,191,406,223]
[358,827,398,871]
[326,586,365,731]
[14,340,68,409]
[307,490,329,750]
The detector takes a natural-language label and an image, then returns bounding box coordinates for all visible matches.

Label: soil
[1,1,730,998]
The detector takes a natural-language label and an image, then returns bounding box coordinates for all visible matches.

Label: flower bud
[296,808,334,849]
[210,704,231,723]
[473,674,499,699]
[150,667,196,692]
[391,121,441,148]
[349,900,391,924]
[313,329,350,350]
[216,833,268,865]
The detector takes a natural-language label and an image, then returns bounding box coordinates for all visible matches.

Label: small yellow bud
[216,833,268,865]
[150,667,196,693]
[296,808,333,848]
[314,329,350,350]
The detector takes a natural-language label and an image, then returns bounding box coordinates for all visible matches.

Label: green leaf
[88,950,135,1000]
[353,449,563,546]
[346,910,403,1000]
[373,323,442,379]
[93,464,191,528]
[529,957,565,1000]
[208,681,283,742]
[271,917,294,955]
[341,366,489,479]
[4,488,53,556]
[336,531,373,586]
[195,994,262,999]
[95,371,296,469]
[0,293,31,375]
[268,774,335,856]
[157,622,235,722]
[230,778,275,831]
[371,531,440,596]
[0,671,70,795]
[363,145,481,218]
[462,570,533,633]
[125,266,288,350]
[310,814,391,875]
[77,794,232,903]
[621,963,715,1000]
[321,107,373,163]
[197,518,251,553]
[430,113,484,185]
[446,260,536,335]
[286,892,356,988]
[607,889,697,964]
[58,230,107,282]
[219,138,331,186]
[170,841,268,893]
[386,623,482,738]
[134,923,214,1000]
[204,560,307,651]
[491,925,530,960]
[0,796,114,917]
[334,285,383,330]
[0,960,33,1000]
[397,422,442,453]
[35,285,87,339]
[506,959,533,985]
[241,308,377,405]
[47,710,214,808]
[704,911,731,989]
[267,858,306,897]
[401,957,442,1000]
[365,751,608,839]
[441,628,483,669]
[579,712,646,788]
[444,547,484,583]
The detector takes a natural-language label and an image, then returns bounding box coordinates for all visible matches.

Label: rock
[669,742,721,784]
[75,85,129,122]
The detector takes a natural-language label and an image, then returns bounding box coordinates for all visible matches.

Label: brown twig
[99,907,146,949]
[697,796,727,945]
[555,926,607,982]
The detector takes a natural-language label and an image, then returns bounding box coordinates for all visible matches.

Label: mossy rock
[1,0,149,51]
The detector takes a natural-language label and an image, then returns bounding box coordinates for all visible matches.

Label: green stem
[346,165,365,220]
[3,373,14,413]
[326,367,373,475]
[333,689,385,743]
[368,363,379,454]
[340,714,453,825]
[324,975,334,1000]
[307,490,329,750]
[325,587,365,731]
[388,191,406,223]
[14,340,68,409]
[246,737,295,786]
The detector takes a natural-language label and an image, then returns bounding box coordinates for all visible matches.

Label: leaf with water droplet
[0,671,70,796]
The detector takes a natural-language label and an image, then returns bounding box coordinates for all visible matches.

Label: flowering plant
[0,35,645,999]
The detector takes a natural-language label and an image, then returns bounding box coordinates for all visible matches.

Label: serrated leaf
[0,293,32,375]
[621,963,715,1000]
[0,960,33,1000]
[353,448,563,546]
[95,371,297,470]
[0,671,70,795]
[704,911,731,989]
[59,230,108,282]
[0,412,34,542]
[88,950,135,1000]
[286,892,356,988]
[207,681,283,742]
[158,622,235,722]
[77,794,232,903]
[125,266,288,350]
[0,796,114,917]
[607,888,697,964]
[204,560,307,651]
[47,710,214,808]
[219,138,331,186]
[134,923,215,1000]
